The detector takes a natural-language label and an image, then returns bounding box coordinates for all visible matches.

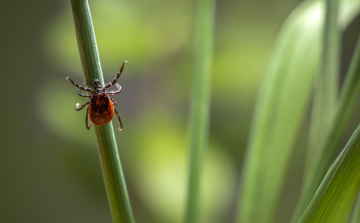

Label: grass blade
[306,0,339,175]
[184,0,216,222]
[298,124,360,223]
[70,1,135,222]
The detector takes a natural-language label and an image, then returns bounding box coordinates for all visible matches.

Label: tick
[66,61,127,131]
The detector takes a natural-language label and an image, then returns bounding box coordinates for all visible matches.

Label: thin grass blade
[184,0,216,222]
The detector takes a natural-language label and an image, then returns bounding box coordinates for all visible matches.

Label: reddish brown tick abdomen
[88,91,114,126]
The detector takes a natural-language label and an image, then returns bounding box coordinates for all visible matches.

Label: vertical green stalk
[70,1,135,223]
[184,0,216,222]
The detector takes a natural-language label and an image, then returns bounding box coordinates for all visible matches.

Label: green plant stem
[292,30,360,223]
[70,1,135,223]
[184,0,216,222]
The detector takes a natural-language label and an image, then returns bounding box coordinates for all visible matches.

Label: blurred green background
[1,0,360,222]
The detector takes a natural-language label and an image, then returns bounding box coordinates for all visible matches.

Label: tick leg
[109,97,117,106]
[104,61,127,89]
[106,83,122,95]
[78,87,91,97]
[76,101,89,111]
[86,110,92,130]
[114,107,123,131]
[66,77,93,92]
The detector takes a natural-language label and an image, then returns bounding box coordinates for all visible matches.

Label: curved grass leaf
[236,1,325,222]
[298,124,360,223]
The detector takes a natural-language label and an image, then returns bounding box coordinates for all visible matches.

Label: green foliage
[236,0,360,223]
[237,1,324,222]
[293,21,360,223]
[292,0,341,220]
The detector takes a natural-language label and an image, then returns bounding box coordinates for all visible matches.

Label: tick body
[66,61,127,131]
[88,90,114,126]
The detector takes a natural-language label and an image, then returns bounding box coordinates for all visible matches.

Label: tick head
[94,79,101,89]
